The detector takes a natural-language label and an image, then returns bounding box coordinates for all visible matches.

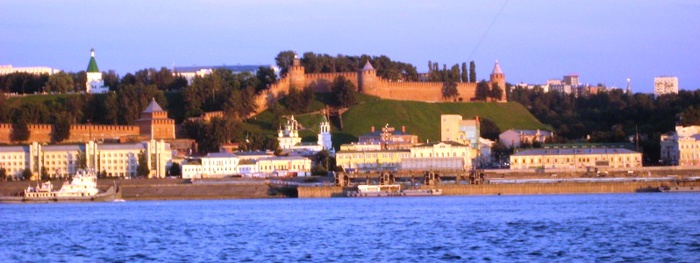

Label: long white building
[0,140,172,179]
[0,65,61,76]
[181,153,312,179]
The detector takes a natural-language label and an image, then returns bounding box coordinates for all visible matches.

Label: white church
[277,115,334,156]
[85,48,109,94]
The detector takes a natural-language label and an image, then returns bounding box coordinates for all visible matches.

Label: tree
[21,169,33,181]
[475,80,490,101]
[284,86,314,113]
[469,61,476,83]
[0,168,7,181]
[102,70,120,89]
[11,119,30,142]
[41,167,50,181]
[169,163,182,177]
[479,118,501,140]
[45,71,74,93]
[490,83,503,101]
[137,150,150,178]
[77,151,87,169]
[461,62,468,82]
[52,113,71,143]
[680,106,700,126]
[442,81,459,100]
[275,50,297,76]
[256,66,278,93]
[331,76,357,108]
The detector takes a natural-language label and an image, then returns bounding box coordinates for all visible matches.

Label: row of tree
[427,60,476,83]
[509,87,700,164]
[275,51,419,82]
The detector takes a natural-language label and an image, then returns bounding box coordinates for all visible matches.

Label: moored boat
[347,184,442,197]
[0,169,118,203]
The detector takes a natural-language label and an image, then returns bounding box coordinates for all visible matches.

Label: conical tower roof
[492,60,503,75]
[142,98,164,113]
[87,48,100,73]
[362,61,375,71]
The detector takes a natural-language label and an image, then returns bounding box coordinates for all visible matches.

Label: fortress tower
[358,61,377,93]
[490,61,506,102]
[85,49,109,94]
[136,99,175,140]
[289,55,306,89]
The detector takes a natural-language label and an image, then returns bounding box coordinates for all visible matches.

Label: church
[277,115,334,156]
[85,48,109,93]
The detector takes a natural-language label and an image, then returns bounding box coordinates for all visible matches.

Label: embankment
[297,181,668,198]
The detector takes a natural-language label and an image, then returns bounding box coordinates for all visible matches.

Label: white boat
[0,169,118,203]
[347,184,442,197]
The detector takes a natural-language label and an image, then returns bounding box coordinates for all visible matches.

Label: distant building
[0,65,60,76]
[181,152,239,179]
[654,76,679,96]
[440,115,480,148]
[510,146,642,170]
[173,65,276,84]
[276,115,334,155]
[660,125,700,166]
[181,153,311,178]
[335,149,409,173]
[85,49,109,94]
[499,129,554,148]
[358,124,418,150]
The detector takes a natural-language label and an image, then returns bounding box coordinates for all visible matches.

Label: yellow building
[440,115,479,148]
[335,150,410,172]
[661,125,700,166]
[402,141,472,171]
[510,147,641,170]
[256,156,312,176]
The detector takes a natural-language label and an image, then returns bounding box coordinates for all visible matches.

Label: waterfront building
[0,140,172,179]
[477,137,495,167]
[357,124,418,150]
[85,49,109,94]
[499,129,554,148]
[401,141,472,171]
[256,156,312,176]
[181,152,239,179]
[335,149,409,173]
[660,125,700,166]
[654,76,679,96]
[440,115,480,148]
[509,146,641,170]
[339,142,382,152]
[0,65,61,76]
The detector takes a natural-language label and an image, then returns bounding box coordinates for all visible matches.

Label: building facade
[654,76,679,96]
[0,65,61,76]
[509,147,642,170]
[660,125,700,166]
[357,124,418,150]
[499,129,554,148]
[0,140,172,179]
[401,141,472,171]
[440,115,480,148]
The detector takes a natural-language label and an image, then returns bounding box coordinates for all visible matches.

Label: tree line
[509,86,700,164]
[275,51,419,82]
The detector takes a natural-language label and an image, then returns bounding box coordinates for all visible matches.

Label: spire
[626,78,631,94]
[362,61,375,71]
[492,60,503,75]
[87,48,100,73]
[142,98,164,113]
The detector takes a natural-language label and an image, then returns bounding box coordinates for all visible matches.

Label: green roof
[87,49,99,72]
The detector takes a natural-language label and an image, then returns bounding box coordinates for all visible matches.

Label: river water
[1,193,699,262]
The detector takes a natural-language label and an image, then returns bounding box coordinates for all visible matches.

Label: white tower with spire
[317,115,333,150]
[85,48,109,93]
[626,78,631,94]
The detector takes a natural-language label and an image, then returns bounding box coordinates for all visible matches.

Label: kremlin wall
[0,100,174,145]
[253,57,506,115]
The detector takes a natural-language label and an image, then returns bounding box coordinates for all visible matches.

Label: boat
[347,184,442,197]
[659,185,700,193]
[0,169,118,203]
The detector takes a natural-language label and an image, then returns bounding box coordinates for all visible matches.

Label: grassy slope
[338,100,550,144]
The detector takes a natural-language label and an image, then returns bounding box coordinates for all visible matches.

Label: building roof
[42,144,85,152]
[204,152,238,158]
[0,145,29,153]
[337,149,410,154]
[142,98,164,113]
[512,147,639,156]
[87,49,99,73]
[362,61,375,71]
[502,129,553,136]
[173,65,265,74]
[98,143,146,150]
[492,60,502,75]
[414,141,468,147]
[236,151,273,156]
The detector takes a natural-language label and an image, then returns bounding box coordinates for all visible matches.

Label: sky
[1,0,698,93]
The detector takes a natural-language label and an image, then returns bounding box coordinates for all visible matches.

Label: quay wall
[297,181,667,198]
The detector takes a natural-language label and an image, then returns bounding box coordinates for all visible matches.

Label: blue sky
[1,0,698,93]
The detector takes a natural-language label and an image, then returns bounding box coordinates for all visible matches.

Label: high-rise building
[654,76,679,96]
